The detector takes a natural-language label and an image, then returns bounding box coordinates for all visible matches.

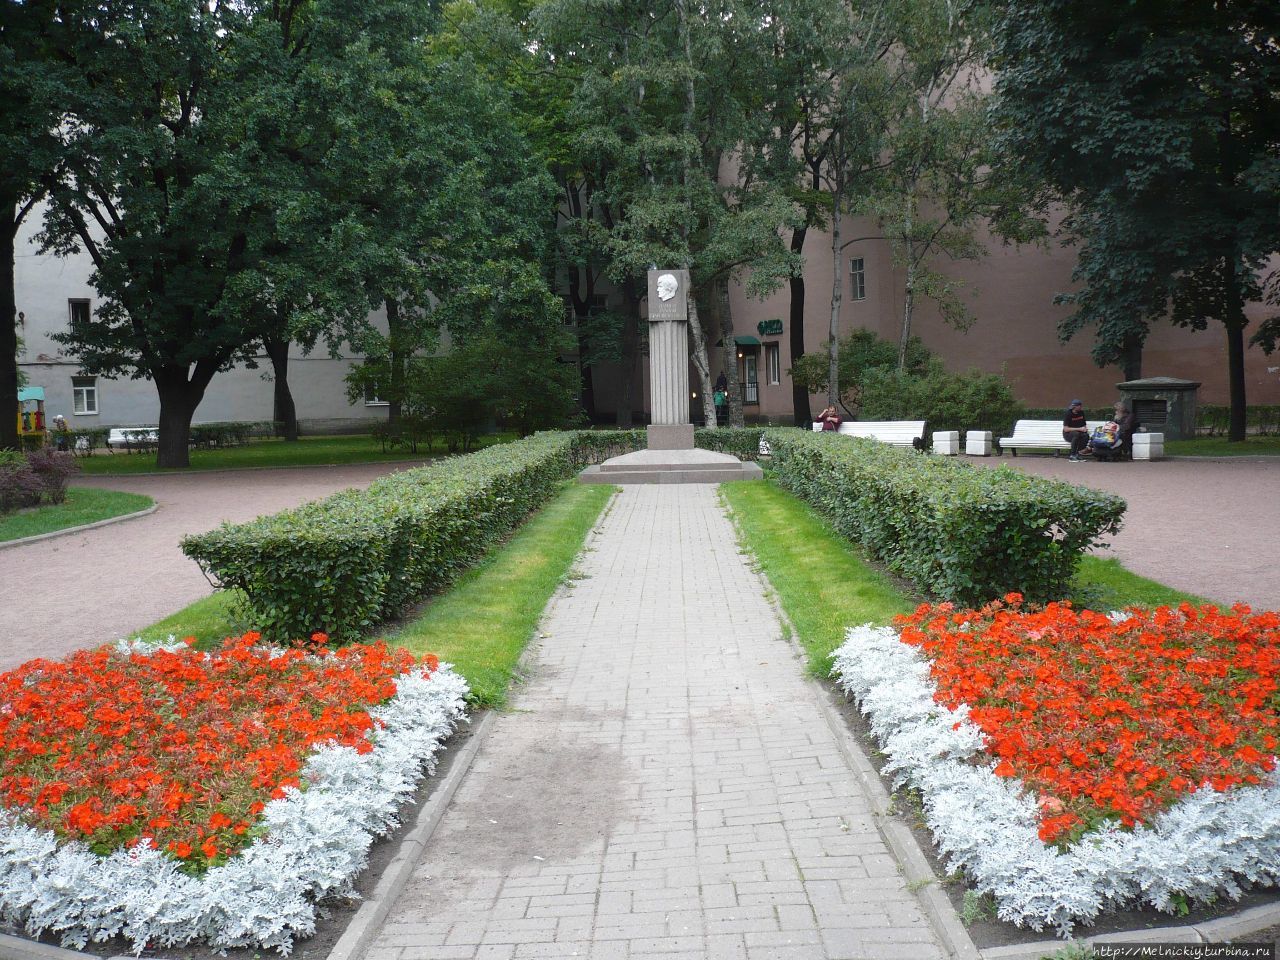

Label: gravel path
[0,462,426,673]
[974,454,1279,610]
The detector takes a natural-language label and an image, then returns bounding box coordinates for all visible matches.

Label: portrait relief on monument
[647,268,689,323]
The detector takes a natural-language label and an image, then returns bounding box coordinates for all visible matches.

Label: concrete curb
[809,677,982,960]
[0,503,157,552]
[324,709,497,960]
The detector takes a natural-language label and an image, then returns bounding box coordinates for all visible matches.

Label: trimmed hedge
[183,432,585,643]
[766,430,1125,605]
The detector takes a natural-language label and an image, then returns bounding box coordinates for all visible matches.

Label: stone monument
[578,268,763,484]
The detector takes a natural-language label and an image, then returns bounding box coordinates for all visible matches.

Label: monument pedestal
[579,446,763,485]
[578,267,760,484]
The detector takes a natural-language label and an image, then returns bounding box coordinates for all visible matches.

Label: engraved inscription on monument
[647,269,689,323]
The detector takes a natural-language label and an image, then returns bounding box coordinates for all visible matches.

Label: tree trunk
[898,261,916,373]
[828,186,844,407]
[616,280,640,427]
[687,290,716,428]
[713,279,743,428]
[385,296,404,435]
[265,336,299,441]
[153,366,208,469]
[1224,256,1247,442]
[1120,335,1143,382]
[789,223,811,426]
[1,198,19,451]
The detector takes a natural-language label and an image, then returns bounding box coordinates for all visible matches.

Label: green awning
[734,335,760,347]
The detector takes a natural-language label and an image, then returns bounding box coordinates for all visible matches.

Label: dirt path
[1,462,427,673]
[974,455,1279,610]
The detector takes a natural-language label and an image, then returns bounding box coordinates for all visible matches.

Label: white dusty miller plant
[0,639,469,954]
[833,624,1280,936]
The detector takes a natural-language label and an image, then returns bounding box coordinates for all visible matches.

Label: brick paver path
[369,486,944,960]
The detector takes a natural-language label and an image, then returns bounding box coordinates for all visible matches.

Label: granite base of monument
[579,442,763,485]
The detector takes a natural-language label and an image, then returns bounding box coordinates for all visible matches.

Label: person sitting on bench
[1088,401,1137,461]
[1063,398,1090,461]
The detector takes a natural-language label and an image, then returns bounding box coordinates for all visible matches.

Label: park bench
[812,419,928,450]
[106,426,159,453]
[997,419,1105,456]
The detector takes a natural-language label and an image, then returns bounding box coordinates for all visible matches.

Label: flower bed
[0,635,468,953]
[833,600,1280,935]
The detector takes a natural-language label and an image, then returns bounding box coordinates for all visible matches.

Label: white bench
[997,419,1105,456]
[813,419,927,449]
[107,427,159,452]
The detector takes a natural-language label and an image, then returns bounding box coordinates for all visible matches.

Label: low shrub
[860,365,1025,437]
[768,431,1125,605]
[694,427,769,461]
[25,448,79,504]
[0,453,41,514]
[183,432,585,643]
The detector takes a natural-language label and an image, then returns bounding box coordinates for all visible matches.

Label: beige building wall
[721,213,1280,422]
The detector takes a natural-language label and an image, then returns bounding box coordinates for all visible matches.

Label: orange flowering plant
[0,634,464,953]
[834,601,1280,932]
[897,597,1280,846]
[0,633,437,872]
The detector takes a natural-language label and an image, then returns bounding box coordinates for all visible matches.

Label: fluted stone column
[647,269,690,426]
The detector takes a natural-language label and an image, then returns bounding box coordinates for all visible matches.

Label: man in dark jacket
[1063,399,1089,461]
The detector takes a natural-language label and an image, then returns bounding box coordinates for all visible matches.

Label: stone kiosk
[579,269,763,484]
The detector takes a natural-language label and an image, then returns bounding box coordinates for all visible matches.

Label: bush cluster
[0,449,79,514]
[860,366,1025,437]
[767,431,1125,605]
[182,432,585,644]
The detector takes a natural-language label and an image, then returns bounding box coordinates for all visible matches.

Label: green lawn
[126,482,616,708]
[0,487,153,543]
[720,479,1214,676]
[390,483,615,707]
[77,432,513,475]
[1165,436,1280,457]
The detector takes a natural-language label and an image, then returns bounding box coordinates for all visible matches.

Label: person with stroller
[1086,400,1137,461]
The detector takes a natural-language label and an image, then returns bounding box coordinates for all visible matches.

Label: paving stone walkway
[368,485,945,960]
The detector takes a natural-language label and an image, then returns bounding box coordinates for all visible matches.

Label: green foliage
[859,366,1025,436]
[182,432,588,643]
[1197,405,1280,437]
[767,431,1125,605]
[990,0,1280,438]
[350,326,581,449]
[790,329,933,415]
[693,427,769,462]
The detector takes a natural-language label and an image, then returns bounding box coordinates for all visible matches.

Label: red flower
[895,600,1280,846]
[0,634,419,872]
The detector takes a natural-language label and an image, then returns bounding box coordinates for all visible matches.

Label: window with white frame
[850,258,866,301]
[765,343,781,385]
[68,298,91,326]
[363,380,388,406]
[72,376,98,415]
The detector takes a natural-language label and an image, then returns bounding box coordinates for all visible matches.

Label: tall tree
[540,0,796,429]
[0,0,75,450]
[991,0,1280,441]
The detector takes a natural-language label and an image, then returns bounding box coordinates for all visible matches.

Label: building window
[68,298,91,326]
[72,376,98,415]
[363,381,388,406]
[765,343,781,385]
[850,258,866,301]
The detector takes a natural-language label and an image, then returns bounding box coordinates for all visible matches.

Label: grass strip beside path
[128,483,616,709]
[720,479,913,678]
[0,487,153,543]
[77,433,513,476]
[721,479,1216,680]
[391,483,615,707]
